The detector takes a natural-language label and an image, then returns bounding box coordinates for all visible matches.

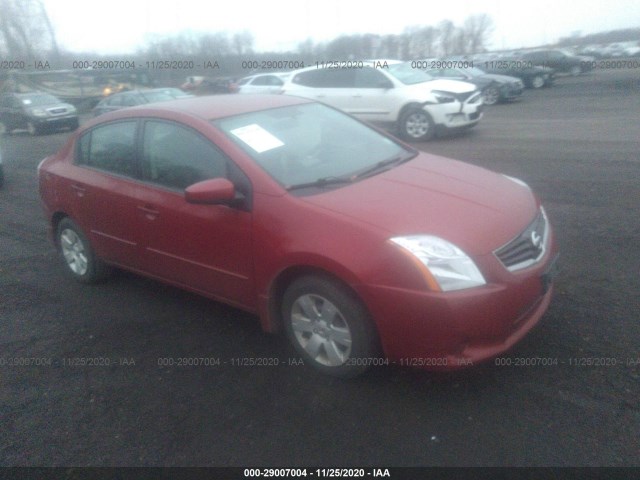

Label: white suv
[280,61,483,141]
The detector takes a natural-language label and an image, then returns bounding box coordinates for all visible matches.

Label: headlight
[431,90,456,104]
[30,108,48,117]
[502,174,530,189]
[390,235,486,292]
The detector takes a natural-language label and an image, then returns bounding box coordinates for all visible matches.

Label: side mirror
[185,177,236,205]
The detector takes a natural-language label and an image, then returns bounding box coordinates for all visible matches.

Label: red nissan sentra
[38,94,559,377]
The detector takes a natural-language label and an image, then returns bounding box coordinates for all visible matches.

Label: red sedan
[38,94,558,377]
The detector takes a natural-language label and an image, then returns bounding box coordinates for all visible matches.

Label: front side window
[76,121,137,176]
[142,121,228,190]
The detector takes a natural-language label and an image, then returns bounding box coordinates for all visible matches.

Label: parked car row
[472,48,596,76]
[236,61,483,141]
[479,59,555,89]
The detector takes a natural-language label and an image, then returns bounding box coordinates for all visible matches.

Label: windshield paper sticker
[230,124,284,153]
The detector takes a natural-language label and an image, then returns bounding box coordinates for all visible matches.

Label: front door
[135,120,254,307]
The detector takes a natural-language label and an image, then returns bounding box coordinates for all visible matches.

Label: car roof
[118,94,314,121]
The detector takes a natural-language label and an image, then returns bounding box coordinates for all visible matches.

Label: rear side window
[141,121,228,190]
[354,68,393,88]
[77,121,137,176]
[292,69,355,88]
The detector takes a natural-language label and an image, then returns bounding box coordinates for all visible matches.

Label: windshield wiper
[350,152,418,181]
[286,176,353,191]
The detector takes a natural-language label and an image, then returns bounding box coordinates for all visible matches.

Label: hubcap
[290,294,352,366]
[532,76,544,88]
[483,88,499,105]
[60,228,88,275]
[405,113,430,138]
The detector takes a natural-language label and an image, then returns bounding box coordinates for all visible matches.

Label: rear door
[287,69,358,113]
[68,120,145,269]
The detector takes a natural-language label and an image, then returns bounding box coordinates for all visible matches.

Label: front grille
[495,209,548,271]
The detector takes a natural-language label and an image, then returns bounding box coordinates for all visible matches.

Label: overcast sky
[44,0,640,54]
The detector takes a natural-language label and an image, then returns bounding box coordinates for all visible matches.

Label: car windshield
[387,63,434,85]
[214,103,412,190]
[21,94,61,106]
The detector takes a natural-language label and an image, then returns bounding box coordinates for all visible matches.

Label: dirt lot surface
[0,69,638,467]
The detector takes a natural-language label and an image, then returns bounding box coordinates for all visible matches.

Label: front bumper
[425,98,483,129]
[356,238,559,370]
[500,84,524,100]
[33,115,79,130]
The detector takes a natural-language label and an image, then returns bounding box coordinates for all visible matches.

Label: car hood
[413,78,478,94]
[300,153,538,256]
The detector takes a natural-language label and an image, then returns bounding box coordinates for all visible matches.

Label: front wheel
[399,108,434,141]
[56,218,110,283]
[482,86,500,105]
[282,276,379,377]
[530,75,545,89]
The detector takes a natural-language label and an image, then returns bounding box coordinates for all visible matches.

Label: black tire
[398,107,435,142]
[530,75,545,89]
[56,218,110,283]
[482,86,500,105]
[282,275,379,378]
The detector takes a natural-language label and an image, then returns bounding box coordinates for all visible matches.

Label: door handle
[71,184,86,197]
[137,205,159,219]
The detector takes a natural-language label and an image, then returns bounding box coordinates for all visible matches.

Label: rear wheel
[399,108,434,141]
[282,275,379,377]
[56,218,110,283]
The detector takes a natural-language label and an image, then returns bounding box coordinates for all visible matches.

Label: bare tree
[437,20,456,57]
[232,30,254,56]
[0,0,58,59]
[462,14,494,54]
